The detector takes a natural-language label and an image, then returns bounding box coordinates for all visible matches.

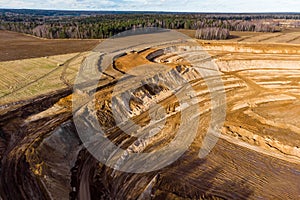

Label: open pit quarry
[0,29,300,200]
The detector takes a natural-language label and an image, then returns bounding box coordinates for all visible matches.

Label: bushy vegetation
[195,27,230,40]
[0,9,299,39]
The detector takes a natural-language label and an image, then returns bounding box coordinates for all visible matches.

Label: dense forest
[1,9,300,40]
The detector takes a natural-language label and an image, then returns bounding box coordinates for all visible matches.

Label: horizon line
[1,7,300,14]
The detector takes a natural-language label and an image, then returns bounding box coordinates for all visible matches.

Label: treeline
[0,9,297,39]
[195,28,230,40]
[2,9,300,20]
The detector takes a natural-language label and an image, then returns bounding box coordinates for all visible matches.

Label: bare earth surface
[0,31,101,109]
[0,29,300,200]
[0,30,100,62]
[179,28,300,44]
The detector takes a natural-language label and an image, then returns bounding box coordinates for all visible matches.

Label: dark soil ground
[0,30,101,61]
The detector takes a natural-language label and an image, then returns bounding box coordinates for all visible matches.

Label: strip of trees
[195,27,230,40]
[0,9,298,39]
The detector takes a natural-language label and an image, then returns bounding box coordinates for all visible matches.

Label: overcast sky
[1,0,300,12]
